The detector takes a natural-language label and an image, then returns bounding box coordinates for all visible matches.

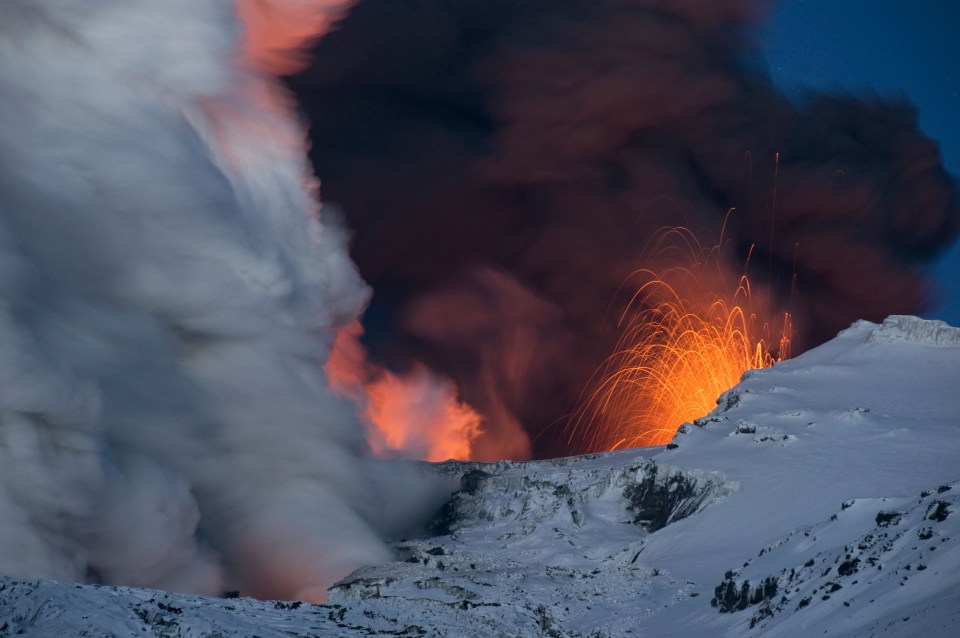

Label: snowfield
[2,315,958,637]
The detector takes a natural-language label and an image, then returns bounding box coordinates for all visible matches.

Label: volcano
[2,1,959,634]
[3,315,959,636]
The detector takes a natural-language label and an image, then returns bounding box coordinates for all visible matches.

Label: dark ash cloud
[291,0,960,458]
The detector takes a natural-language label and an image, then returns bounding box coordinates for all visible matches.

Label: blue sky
[758,0,960,325]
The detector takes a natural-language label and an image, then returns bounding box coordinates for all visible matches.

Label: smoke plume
[326,319,484,461]
[0,0,452,601]
[290,0,960,458]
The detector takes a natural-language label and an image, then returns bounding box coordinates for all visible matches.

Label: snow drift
[0,0,447,602]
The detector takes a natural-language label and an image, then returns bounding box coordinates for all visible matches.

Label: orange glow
[567,226,791,451]
[237,0,356,74]
[361,365,482,461]
[326,322,482,461]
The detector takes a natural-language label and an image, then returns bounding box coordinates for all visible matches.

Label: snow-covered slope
[2,316,958,637]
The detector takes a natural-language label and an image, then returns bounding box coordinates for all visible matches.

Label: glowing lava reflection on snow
[567,226,791,452]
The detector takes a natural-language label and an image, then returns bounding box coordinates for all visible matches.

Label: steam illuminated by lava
[326,221,793,462]
[327,322,482,462]
[567,226,791,452]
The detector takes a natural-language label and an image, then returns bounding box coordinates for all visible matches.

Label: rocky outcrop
[623,462,732,532]
[863,315,960,346]
[428,454,735,538]
[708,481,959,633]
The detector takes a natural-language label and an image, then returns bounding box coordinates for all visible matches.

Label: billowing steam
[291,0,960,458]
[0,0,451,601]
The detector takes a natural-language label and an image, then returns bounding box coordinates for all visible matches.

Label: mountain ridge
[2,315,958,637]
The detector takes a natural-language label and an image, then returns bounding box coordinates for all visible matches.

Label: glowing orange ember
[568,226,791,451]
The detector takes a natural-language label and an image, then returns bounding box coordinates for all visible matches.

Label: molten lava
[568,227,791,452]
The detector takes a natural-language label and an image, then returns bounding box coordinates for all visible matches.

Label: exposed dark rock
[721,391,741,412]
[461,470,493,495]
[838,559,860,577]
[749,602,775,628]
[430,470,493,535]
[623,464,728,532]
[711,575,778,614]
[692,416,726,428]
[876,510,902,527]
[927,501,950,522]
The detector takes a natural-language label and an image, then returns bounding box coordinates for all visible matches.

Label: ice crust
[862,315,960,346]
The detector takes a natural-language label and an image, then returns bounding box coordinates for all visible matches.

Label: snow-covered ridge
[427,455,736,536]
[862,315,960,346]
[709,480,958,635]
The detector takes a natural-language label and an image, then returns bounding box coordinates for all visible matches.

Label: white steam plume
[0,0,447,601]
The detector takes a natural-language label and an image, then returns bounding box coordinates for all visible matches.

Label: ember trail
[568,227,792,452]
